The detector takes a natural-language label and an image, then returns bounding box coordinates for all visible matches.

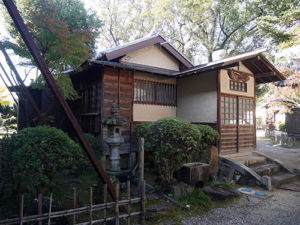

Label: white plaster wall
[134,71,176,84]
[133,104,176,121]
[120,45,180,71]
[220,64,255,97]
[177,71,218,123]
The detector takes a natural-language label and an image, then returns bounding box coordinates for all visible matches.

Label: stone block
[219,164,235,182]
[293,168,300,175]
[169,182,194,199]
[262,175,272,191]
[202,185,239,200]
[179,162,210,185]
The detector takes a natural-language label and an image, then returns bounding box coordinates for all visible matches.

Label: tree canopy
[1,0,102,100]
[96,0,299,63]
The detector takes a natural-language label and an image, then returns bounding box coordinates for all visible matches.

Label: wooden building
[17,34,285,167]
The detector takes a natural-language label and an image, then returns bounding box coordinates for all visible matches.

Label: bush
[136,117,209,184]
[134,122,153,145]
[194,124,219,150]
[2,126,85,196]
[279,123,286,132]
[135,119,220,184]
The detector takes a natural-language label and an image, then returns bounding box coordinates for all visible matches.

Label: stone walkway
[256,130,300,171]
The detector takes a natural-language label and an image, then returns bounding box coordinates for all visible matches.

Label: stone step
[271,172,299,188]
[233,156,266,166]
[250,163,280,176]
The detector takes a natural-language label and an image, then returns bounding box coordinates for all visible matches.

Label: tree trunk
[208,51,213,62]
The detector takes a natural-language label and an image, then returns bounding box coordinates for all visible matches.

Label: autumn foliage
[266,66,300,112]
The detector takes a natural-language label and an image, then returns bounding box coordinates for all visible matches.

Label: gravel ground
[181,188,300,225]
[178,135,300,225]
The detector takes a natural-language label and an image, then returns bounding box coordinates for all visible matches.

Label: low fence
[0,137,146,225]
[266,130,300,147]
[0,181,146,225]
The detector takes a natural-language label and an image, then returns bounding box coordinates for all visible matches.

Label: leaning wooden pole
[2,0,117,200]
[0,42,48,125]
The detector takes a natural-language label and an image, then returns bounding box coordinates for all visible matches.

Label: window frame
[229,80,247,92]
[134,79,177,106]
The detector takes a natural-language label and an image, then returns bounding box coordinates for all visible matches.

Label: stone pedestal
[102,103,127,176]
[106,138,124,175]
[179,162,210,186]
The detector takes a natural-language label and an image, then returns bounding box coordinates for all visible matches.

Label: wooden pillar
[138,137,144,195]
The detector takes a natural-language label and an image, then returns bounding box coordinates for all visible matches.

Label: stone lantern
[102,103,127,175]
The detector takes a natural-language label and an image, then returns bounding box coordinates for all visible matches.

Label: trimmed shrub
[194,124,219,150]
[279,123,286,132]
[134,118,219,184]
[135,118,202,184]
[134,122,153,144]
[2,126,85,196]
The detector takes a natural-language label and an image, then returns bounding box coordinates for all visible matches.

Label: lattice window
[230,80,247,92]
[221,96,237,125]
[221,96,254,125]
[134,80,176,106]
[239,98,254,125]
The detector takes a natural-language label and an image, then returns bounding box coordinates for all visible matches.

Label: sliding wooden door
[220,95,255,155]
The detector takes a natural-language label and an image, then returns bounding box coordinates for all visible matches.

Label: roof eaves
[175,48,269,77]
[98,35,163,61]
[158,34,194,68]
[86,60,177,76]
[258,54,285,81]
[97,34,193,69]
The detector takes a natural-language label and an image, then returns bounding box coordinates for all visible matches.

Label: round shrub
[136,117,204,184]
[134,122,153,143]
[2,126,84,196]
[135,118,220,185]
[194,124,219,150]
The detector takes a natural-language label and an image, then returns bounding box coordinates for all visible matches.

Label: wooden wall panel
[71,67,102,135]
[238,125,255,152]
[220,125,238,155]
[102,68,134,155]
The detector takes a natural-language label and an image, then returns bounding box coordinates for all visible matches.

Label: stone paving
[256,130,300,171]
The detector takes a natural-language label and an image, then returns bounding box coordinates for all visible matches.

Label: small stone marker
[261,175,272,191]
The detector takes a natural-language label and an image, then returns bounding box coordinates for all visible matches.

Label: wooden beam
[224,68,254,77]
[248,60,264,73]
[255,72,276,78]
[242,56,260,63]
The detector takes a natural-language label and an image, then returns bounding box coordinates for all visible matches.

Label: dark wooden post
[38,194,42,225]
[89,187,93,225]
[127,180,131,225]
[138,137,144,195]
[140,181,146,225]
[19,195,24,225]
[103,184,107,225]
[48,194,52,225]
[115,184,120,225]
[73,188,77,225]
[138,137,145,225]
